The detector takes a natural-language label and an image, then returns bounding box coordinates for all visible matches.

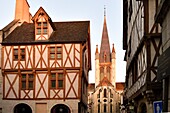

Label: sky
[0,0,126,83]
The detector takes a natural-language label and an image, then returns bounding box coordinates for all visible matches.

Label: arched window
[100,67,104,73]
[107,67,110,74]
[14,103,32,113]
[104,89,107,97]
[51,104,71,113]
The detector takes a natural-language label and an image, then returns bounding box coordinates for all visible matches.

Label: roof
[99,16,111,63]
[2,21,90,44]
[88,83,95,92]
[97,77,114,87]
[1,19,20,31]
[116,82,125,91]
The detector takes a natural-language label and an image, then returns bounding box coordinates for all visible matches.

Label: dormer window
[36,22,48,35]
[32,7,55,40]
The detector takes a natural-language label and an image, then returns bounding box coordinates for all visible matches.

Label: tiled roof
[116,82,125,91]
[88,83,95,92]
[1,19,20,31]
[2,21,90,44]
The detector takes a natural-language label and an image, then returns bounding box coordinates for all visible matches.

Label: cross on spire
[104,5,106,16]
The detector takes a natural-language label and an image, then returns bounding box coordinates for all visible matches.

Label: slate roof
[99,16,111,63]
[2,21,90,45]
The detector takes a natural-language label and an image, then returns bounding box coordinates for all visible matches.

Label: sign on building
[153,101,162,113]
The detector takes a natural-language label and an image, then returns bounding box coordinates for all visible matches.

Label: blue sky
[0,0,126,83]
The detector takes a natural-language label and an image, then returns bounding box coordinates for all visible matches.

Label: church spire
[99,7,111,63]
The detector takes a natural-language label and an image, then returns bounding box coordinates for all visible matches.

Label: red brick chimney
[15,0,31,23]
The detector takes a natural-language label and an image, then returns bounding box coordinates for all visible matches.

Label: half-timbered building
[0,0,91,113]
[155,0,170,111]
[123,0,162,112]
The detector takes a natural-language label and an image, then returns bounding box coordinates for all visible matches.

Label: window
[14,49,18,60]
[20,48,25,60]
[97,93,100,98]
[98,104,100,113]
[50,73,64,89]
[49,46,62,60]
[50,47,55,59]
[57,47,62,59]
[104,89,107,97]
[36,22,48,35]
[21,74,34,90]
[58,73,63,88]
[104,104,107,113]
[110,104,112,113]
[13,48,25,61]
[51,73,56,88]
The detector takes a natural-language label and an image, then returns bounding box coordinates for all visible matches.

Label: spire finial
[104,5,106,16]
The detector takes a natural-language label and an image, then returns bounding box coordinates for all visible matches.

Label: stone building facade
[88,14,124,113]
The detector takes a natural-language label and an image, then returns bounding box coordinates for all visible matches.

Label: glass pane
[22,81,26,89]
[57,53,61,59]
[21,55,25,60]
[43,28,47,34]
[29,81,33,89]
[57,47,61,52]
[37,28,41,34]
[38,22,41,26]
[50,54,55,59]
[58,80,63,88]
[21,49,25,53]
[29,74,33,79]
[51,80,56,88]
[43,22,47,27]
[22,74,26,79]
[14,55,18,59]
[51,73,56,78]
[14,49,18,54]
[58,73,63,79]
[50,47,55,53]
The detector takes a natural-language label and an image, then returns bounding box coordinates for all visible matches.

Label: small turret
[95,45,100,88]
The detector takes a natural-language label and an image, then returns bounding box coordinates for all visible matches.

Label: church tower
[88,9,124,113]
[95,10,116,88]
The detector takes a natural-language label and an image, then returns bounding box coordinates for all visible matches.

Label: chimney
[15,0,30,23]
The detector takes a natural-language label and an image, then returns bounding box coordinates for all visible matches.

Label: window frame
[20,48,25,61]
[50,72,64,89]
[36,21,48,35]
[13,48,26,61]
[21,74,34,90]
[13,49,19,61]
[49,46,62,60]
